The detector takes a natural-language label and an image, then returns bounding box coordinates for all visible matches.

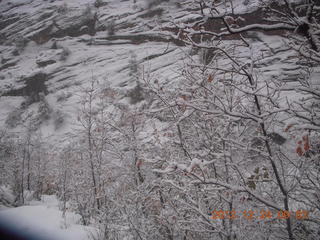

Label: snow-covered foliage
[0,0,319,239]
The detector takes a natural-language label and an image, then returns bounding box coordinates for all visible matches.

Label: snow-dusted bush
[0,33,6,44]
[53,110,65,130]
[94,0,107,8]
[127,84,144,104]
[0,186,15,208]
[0,127,50,206]
[11,48,20,56]
[145,0,169,9]
[128,50,138,77]
[37,93,51,122]
[50,40,58,49]
[106,19,116,36]
[59,47,71,61]
[5,108,22,128]
[15,35,28,51]
[12,35,28,55]
[243,0,250,6]
[56,91,72,102]
[82,4,94,20]
[57,3,68,14]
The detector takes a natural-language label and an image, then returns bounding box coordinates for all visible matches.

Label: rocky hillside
[0,0,299,142]
[0,0,180,140]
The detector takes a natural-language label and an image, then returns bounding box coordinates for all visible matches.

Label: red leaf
[303,135,310,151]
[304,142,310,152]
[284,124,293,132]
[296,146,303,156]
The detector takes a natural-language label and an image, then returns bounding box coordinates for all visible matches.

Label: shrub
[94,0,107,8]
[5,109,22,128]
[57,3,68,14]
[50,40,58,49]
[128,84,144,104]
[56,92,72,102]
[145,0,169,8]
[13,35,28,55]
[12,48,20,56]
[243,0,250,6]
[128,51,138,77]
[82,4,93,20]
[60,47,71,61]
[53,110,65,130]
[37,93,51,121]
[107,20,115,36]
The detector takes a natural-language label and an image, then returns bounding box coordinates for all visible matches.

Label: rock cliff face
[0,0,316,141]
[0,0,185,138]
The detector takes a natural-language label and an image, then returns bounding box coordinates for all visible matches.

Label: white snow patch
[0,195,95,240]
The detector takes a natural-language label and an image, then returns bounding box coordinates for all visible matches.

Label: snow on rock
[36,49,66,67]
[0,0,313,151]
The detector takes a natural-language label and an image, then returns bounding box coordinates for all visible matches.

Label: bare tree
[144,1,320,239]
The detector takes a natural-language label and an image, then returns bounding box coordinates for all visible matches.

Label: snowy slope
[0,0,284,142]
[0,0,188,143]
[0,195,95,240]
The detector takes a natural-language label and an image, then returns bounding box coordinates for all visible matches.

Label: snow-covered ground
[0,194,95,240]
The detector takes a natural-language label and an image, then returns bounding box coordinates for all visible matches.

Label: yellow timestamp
[210,210,309,220]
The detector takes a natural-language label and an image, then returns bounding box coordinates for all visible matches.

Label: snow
[0,0,191,145]
[36,49,65,67]
[0,97,24,125]
[0,0,319,239]
[0,195,95,240]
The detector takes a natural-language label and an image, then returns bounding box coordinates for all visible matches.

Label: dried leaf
[136,159,143,167]
[296,146,303,156]
[284,124,293,132]
[181,95,187,101]
[302,135,309,142]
